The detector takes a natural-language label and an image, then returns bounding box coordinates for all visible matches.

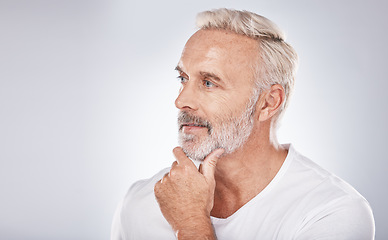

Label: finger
[171,160,178,169]
[173,147,195,167]
[161,172,169,183]
[201,148,225,181]
[169,161,179,178]
[154,180,161,195]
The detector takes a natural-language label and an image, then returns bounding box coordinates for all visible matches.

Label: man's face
[175,29,261,161]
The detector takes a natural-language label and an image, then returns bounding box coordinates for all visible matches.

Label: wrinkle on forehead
[179,29,260,86]
[190,29,259,54]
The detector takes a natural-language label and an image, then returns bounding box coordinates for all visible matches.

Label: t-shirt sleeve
[110,199,124,240]
[294,197,375,240]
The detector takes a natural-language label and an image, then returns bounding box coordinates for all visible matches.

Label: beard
[178,93,258,161]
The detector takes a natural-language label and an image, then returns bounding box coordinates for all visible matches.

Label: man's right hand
[154,147,224,239]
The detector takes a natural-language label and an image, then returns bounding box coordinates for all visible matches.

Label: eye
[177,76,188,84]
[203,80,215,88]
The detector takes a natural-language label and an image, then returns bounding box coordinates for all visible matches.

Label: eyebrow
[175,66,223,83]
[199,71,222,83]
[175,66,184,73]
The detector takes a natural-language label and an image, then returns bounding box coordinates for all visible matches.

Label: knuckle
[169,166,183,179]
[169,168,176,178]
[154,181,161,193]
[163,173,169,182]
[208,159,217,167]
[157,173,168,185]
[171,161,178,168]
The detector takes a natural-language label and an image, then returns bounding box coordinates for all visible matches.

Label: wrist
[175,217,216,240]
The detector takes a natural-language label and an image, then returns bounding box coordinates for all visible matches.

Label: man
[111,8,375,239]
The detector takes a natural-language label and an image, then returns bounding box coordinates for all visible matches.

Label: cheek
[204,93,246,121]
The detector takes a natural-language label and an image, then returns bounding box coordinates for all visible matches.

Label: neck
[211,122,288,218]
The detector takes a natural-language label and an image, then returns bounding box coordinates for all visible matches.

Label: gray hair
[196,8,298,128]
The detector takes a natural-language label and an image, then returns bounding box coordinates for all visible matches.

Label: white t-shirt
[111,144,375,239]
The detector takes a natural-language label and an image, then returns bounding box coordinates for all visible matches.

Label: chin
[184,151,206,162]
[180,144,201,161]
[178,133,216,161]
[179,142,208,161]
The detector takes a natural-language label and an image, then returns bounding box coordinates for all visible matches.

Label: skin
[154,29,288,239]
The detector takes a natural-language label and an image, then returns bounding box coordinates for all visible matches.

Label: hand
[154,147,224,238]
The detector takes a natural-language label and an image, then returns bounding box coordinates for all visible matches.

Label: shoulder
[118,167,170,223]
[114,167,170,215]
[123,167,170,205]
[286,145,367,201]
[284,145,375,239]
[111,168,172,240]
[293,195,375,239]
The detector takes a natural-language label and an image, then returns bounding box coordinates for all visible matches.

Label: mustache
[178,111,212,132]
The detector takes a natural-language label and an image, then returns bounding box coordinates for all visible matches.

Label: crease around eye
[204,80,216,88]
[177,76,188,83]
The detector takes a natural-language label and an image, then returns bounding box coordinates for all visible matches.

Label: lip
[181,123,207,133]
[182,123,207,127]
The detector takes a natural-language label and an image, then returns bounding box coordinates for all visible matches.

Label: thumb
[201,148,225,181]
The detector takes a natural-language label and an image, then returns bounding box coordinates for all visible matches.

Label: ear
[258,84,285,122]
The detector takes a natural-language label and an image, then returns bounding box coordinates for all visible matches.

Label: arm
[154,147,224,240]
[295,197,375,240]
[175,218,216,240]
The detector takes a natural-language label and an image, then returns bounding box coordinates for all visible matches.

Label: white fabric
[111,144,375,239]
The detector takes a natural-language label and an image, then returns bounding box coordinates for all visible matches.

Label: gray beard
[178,94,258,161]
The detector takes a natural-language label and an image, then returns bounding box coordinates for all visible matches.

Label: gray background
[1,0,387,239]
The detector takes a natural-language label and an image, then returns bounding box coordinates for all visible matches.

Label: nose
[175,82,199,111]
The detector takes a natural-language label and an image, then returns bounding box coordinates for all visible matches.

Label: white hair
[196,8,298,130]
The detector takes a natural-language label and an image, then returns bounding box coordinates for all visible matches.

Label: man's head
[176,8,298,161]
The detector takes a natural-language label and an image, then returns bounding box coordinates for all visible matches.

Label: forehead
[178,29,260,84]
[184,29,259,54]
